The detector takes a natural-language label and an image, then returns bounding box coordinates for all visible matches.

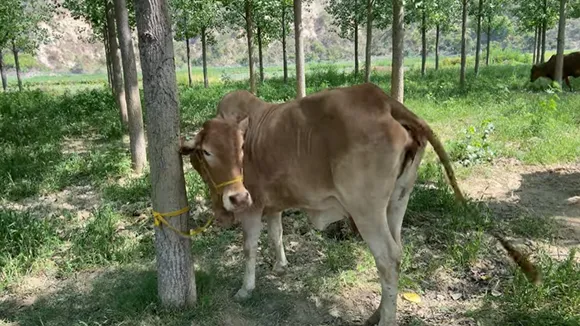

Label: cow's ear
[238,117,249,136]
[180,130,203,155]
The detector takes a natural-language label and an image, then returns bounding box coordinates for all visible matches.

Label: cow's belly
[302,197,348,230]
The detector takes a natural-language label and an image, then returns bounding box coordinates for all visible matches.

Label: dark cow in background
[530,51,580,90]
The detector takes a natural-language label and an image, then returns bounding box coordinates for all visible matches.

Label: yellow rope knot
[152,205,214,238]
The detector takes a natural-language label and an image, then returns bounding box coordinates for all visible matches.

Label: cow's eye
[203,150,211,157]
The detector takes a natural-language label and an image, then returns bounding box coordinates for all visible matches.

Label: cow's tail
[390,101,541,286]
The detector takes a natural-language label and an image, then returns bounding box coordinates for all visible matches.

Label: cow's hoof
[233,288,252,301]
[363,308,381,326]
[272,262,288,276]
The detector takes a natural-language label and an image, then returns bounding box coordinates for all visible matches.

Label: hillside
[2,0,580,76]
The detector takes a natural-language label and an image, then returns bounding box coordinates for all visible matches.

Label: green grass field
[0,58,579,326]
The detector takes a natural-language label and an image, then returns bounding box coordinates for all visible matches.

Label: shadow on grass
[483,169,580,245]
[0,89,126,201]
[0,261,357,326]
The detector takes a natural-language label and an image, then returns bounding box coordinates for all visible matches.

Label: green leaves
[0,0,54,53]
[513,0,560,32]
[325,0,365,41]
[170,0,222,41]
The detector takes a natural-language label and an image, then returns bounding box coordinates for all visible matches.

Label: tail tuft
[492,231,542,285]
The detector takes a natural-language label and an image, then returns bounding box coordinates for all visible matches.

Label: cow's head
[180,118,251,227]
[530,64,544,82]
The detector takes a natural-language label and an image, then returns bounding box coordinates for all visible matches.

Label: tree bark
[474,0,483,76]
[114,0,147,174]
[105,2,128,127]
[435,24,440,71]
[202,27,208,88]
[133,0,196,308]
[354,21,359,76]
[554,0,567,84]
[186,38,192,87]
[391,0,405,102]
[103,31,113,89]
[282,6,288,84]
[536,24,542,64]
[486,16,491,66]
[541,0,547,63]
[257,25,264,83]
[421,8,426,76]
[11,40,22,92]
[354,0,359,76]
[532,25,537,64]
[459,0,467,89]
[541,20,547,63]
[0,51,7,91]
[364,0,372,82]
[294,0,306,98]
[245,0,257,94]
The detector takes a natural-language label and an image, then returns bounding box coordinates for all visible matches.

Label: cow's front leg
[266,211,288,275]
[234,209,263,301]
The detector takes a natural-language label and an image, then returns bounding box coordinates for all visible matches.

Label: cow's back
[242,83,409,211]
[564,52,580,76]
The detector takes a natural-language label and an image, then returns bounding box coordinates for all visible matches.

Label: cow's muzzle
[222,186,253,212]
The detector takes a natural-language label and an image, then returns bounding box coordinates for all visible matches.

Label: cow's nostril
[229,194,239,205]
[229,192,251,207]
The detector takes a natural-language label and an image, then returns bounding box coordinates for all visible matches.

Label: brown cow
[530,51,580,91]
[210,90,361,236]
[215,89,272,123]
[181,83,539,326]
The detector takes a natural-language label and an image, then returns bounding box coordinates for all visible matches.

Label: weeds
[447,120,497,167]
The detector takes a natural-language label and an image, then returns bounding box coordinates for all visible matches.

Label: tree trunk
[541,20,547,63]
[354,0,359,76]
[391,0,405,102]
[202,27,208,88]
[421,8,426,76]
[554,0,567,84]
[103,31,113,89]
[282,6,288,84]
[294,0,306,98]
[245,0,256,94]
[364,0,372,82]
[11,40,22,92]
[541,0,547,63]
[186,38,192,87]
[459,0,467,89]
[536,24,542,64]
[0,51,7,91]
[257,25,264,83]
[435,24,440,71]
[354,22,359,76]
[105,2,128,127]
[532,25,537,64]
[474,0,482,76]
[114,0,147,174]
[486,16,491,66]
[133,0,196,308]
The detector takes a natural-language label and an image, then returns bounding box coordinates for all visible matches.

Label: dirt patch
[461,160,580,260]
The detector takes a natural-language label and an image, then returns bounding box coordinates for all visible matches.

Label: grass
[0,60,579,325]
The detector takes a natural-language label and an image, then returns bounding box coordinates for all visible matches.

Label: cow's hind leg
[349,203,401,326]
[565,76,572,91]
[387,146,425,248]
[362,149,425,326]
[234,208,263,301]
[266,211,288,275]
